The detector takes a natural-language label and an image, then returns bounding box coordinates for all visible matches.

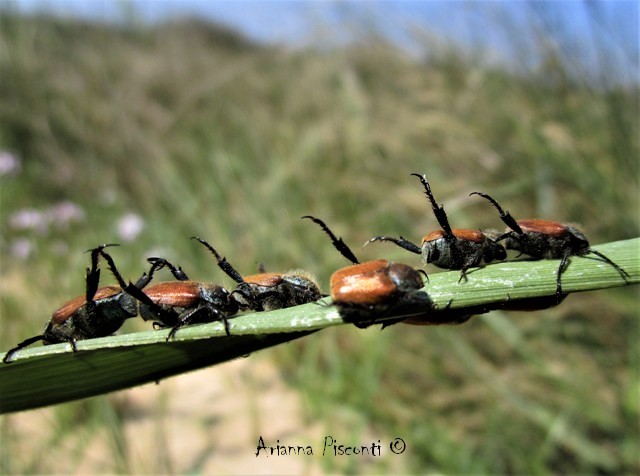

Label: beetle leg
[146,257,189,281]
[416,268,429,284]
[166,306,231,341]
[470,192,524,235]
[313,297,331,308]
[231,284,263,311]
[411,173,455,237]
[439,299,454,311]
[99,250,176,322]
[99,248,133,290]
[241,288,285,311]
[366,236,422,254]
[494,231,521,245]
[458,267,470,284]
[84,244,120,308]
[124,282,176,323]
[125,284,155,306]
[458,250,485,283]
[302,216,360,265]
[131,257,169,289]
[191,237,245,284]
[101,251,179,326]
[380,317,410,329]
[555,251,572,298]
[352,319,378,329]
[219,311,231,337]
[166,323,182,341]
[68,337,78,353]
[84,266,99,315]
[85,248,101,304]
[84,244,115,312]
[100,250,145,300]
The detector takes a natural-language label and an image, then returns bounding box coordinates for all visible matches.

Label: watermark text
[255,436,406,457]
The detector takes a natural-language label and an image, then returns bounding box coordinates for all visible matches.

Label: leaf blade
[1,238,637,414]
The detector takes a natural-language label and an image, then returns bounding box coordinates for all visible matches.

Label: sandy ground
[4,355,409,474]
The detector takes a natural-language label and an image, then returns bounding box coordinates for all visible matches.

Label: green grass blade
[1,238,637,414]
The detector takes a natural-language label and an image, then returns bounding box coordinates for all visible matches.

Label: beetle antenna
[191,236,245,284]
[411,173,454,237]
[2,335,47,363]
[302,215,360,264]
[470,192,524,234]
[365,235,422,255]
[84,243,120,253]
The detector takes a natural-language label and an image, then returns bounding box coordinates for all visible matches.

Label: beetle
[367,173,506,281]
[2,244,162,364]
[109,253,239,341]
[470,191,630,297]
[191,237,322,312]
[302,215,437,327]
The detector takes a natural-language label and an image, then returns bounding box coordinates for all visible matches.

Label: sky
[4,0,639,85]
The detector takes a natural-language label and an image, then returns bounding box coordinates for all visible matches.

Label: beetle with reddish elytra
[191,236,322,312]
[470,191,630,298]
[366,173,507,282]
[105,252,239,341]
[301,215,456,327]
[2,244,163,364]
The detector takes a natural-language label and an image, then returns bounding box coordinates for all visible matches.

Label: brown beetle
[108,255,239,341]
[471,191,630,297]
[367,173,506,281]
[3,244,160,364]
[191,237,322,312]
[302,215,435,327]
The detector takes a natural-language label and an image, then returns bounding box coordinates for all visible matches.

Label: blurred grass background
[0,1,638,474]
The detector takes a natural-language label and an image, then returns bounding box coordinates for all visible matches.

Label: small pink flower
[118,213,145,242]
[10,238,34,260]
[0,151,20,177]
[9,209,48,234]
[47,202,86,230]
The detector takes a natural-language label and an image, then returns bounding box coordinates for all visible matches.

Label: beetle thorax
[200,284,235,310]
[386,263,424,292]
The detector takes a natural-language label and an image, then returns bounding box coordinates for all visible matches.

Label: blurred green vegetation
[0,6,638,475]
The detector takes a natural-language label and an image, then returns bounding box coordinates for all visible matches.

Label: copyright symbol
[389,437,406,454]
